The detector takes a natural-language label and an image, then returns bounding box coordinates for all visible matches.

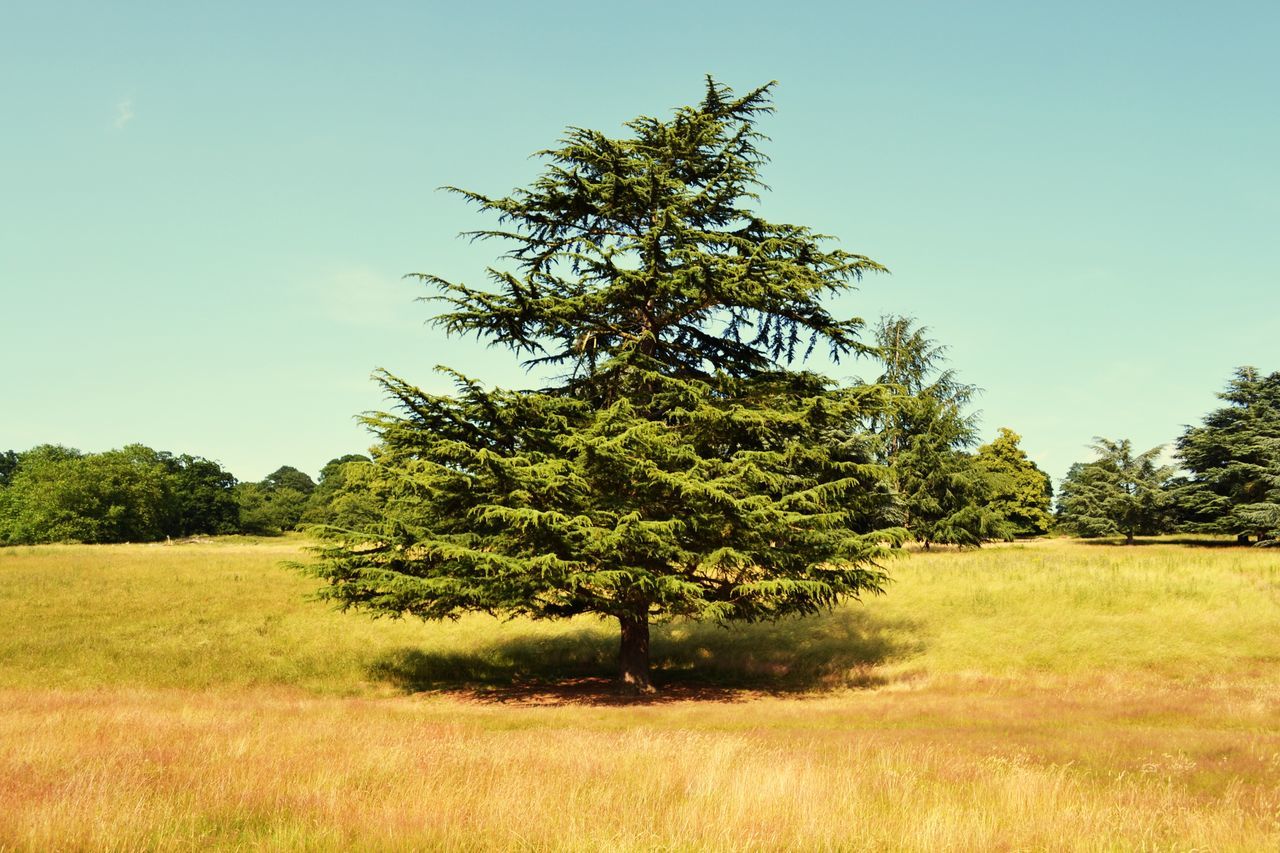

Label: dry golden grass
[3,681,1279,850]
[1,535,1279,849]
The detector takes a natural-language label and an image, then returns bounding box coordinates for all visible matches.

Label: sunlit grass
[1,535,1279,849]
[3,682,1278,850]
[2,535,1278,693]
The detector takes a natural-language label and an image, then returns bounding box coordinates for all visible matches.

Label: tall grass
[1,536,1277,693]
[1,536,1279,849]
[3,682,1278,850]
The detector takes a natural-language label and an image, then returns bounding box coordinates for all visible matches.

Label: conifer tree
[868,316,1010,547]
[307,79,904,691]
[1056,438,1173,543]
[1175,367,1280,544]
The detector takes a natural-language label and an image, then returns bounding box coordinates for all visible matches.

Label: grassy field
[1,536,1279,849]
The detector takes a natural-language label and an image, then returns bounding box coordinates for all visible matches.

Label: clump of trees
[1055,367,1279,544]
[235,465,315,535]
[976,428,1054,537]
[0,445,239,544]
[868,317,1049,547]
[0,447,370,544]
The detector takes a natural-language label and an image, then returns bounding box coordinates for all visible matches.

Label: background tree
[0,446,357,543]
[0,450,18,487]
[1056,438,1173,543]
[263,465,317,496]
[1,446,81,544]
[308,79,903,692]
[1,444,172,544]
[302,455,372,526]
[159,453,241,537]
[975,428,1054,536]
[234,464,317,534]
[0,451,19,542]
[235,458,317,532]
[869,316,1011,547]
[1175,367,1280,544]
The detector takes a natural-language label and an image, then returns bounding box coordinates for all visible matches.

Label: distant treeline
[2,348,1273,549]
[0,447,373,545]
[1056,367,1280,544]
[0,318,1060,549]
[3,317,1060,549]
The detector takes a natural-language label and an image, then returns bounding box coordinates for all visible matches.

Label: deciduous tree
[0,444,172,544]
[302,455,374,527]
[975,428,1053,536]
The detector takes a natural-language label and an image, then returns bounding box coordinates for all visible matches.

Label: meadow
[2,536,1279,849]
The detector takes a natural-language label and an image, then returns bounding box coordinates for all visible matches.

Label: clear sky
[2,0,1277,485]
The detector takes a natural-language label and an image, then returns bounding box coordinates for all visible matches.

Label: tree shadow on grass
[367,608,924,704]
[1078,536,1251,549]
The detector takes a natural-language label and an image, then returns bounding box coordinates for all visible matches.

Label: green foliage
[160,453,242,537]
[0,444,241,544]
[309,79,904,689]
[301,455,374,528]
[325,368,898,620]
[262,466,316,496]
[424,80,883,383]
[0,444,377,544]
[0,450,18,487]
[975,428,1054,536]
[235,483,306,535]
[1,445,172,544]
[869,316,1011,547]
[1175,367,1280,543]
[0,450,19,540]
[316,455,370,485]
[1056,438,1174,542]
[235,465,322,534]
[871,316,977,411]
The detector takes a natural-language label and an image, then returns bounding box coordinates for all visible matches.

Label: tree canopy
[975,428,1053,537]
[1056,438,1173,543]
[301,455,375,528]
[868,316,1011,548]
[1175,367,1280,544]
[308,79,904,691]
[0,444,240,544]
[235,470,311,535]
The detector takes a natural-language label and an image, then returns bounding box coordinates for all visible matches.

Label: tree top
[414,78,886,385]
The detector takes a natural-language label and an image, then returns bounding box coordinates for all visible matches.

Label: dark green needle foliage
[307,79,904,691]
[869,316,1012,548]
[1056,438,1174,543]
[1174,368,1280,544]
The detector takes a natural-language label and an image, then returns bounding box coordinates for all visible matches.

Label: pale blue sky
[2,1,1276,485]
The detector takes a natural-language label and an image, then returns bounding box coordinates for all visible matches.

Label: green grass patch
[1,536,1277,694]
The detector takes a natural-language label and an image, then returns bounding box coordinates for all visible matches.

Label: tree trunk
[1125,530,1135,545]
[1238,533,1251,545]
[618,613,654,693]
